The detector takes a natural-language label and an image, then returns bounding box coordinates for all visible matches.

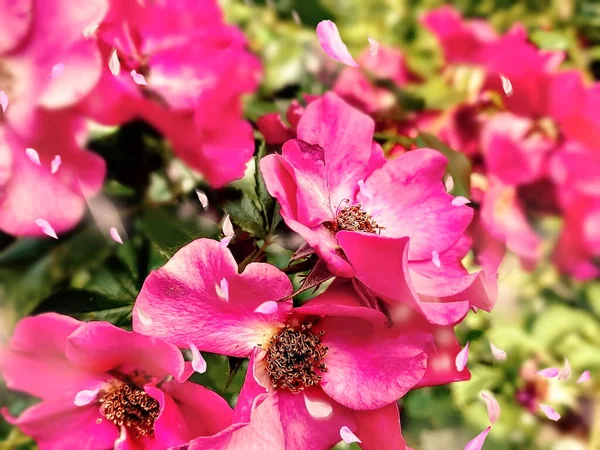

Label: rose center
[331,204,384,234]
[99,382,160,438]
[264,323,328,393]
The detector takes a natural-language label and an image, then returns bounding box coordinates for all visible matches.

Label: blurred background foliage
[1,0,600,449]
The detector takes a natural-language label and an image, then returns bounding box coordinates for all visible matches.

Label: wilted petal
[189,340,207,374]
[367,37,379,57]
[222,214,234,237]
[130,70,148,86]
[456,342,469,371]
[536,368,559,378]
[109,227,123,244]
[254,301,278,314]
[35,218,58,239]
[480,391,500,423]
[340,426,362,444]
[500,74,513,97]
[431,250,441,269]
[452,196,471,206]
[490,342,507,361]
[539,404,560,421]
[464,426,491,450]
[50,155,61,174]
[316,20,359,67]
[108,49,120,76]
[0,90,7,112]
[25,147,41,166]
[74,388,100,406]
[196,189,209,209]
[557,358,571,381]
[577,370,590,383]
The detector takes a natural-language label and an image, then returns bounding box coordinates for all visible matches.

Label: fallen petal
[431,250,441,269]
[358,179,372,198]
[130,70,148,86]
[51,63,64,78]
[445,175,454,193]
[340,426,362,444]
[109,49,121,76]
[25,148,41,166]
[452,196,471,206]
[195,189,209,209]
[110,227,124,244]
[83,24,99,38]
[456,342,469,372]
[490,342,507,361]
[539,404,560,421]
[480,391,501,423]
[254,301,278,314]
[464,426,491,450]
[219,235,233,248]
[35,218,58,239]
[577,370,591,383]
[50,155,61,174]
[367,36,380,57]
[536,368,559,378]
[216,278,229,301]
[222,214,234,237]
[0,90,7,113]
[303,391,333,418]
[316,20,359,67]
[557,358,571,381]
[500,74,513,97]
[74,388,100,406]
[291,9,301,25]
[188,340,207,374]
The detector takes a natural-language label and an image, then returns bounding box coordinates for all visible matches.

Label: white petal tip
[25,148,41,166]
[195,189,209,209]
[135,306,153,326]
[74,388,100,406]
[254,301,279,315]
[445,175,455,193]
[110,227,124,244]
[304,391,333,418]
[109,49,121,76]
[500,74,513,97]
[216,278,230,301]
[340,426,362,444]
[50,155,61,174]
[35,218,58,239]
[452,196,471,207]
[189,341,207,374]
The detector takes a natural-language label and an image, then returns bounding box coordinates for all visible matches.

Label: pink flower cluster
[0,0,260,238]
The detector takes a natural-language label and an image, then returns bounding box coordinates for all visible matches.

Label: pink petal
[577,370,591,383]
[219,235,233,248]
[0,90,7,112]
[456,342,469,371]
[109,227,123,244]
[35,218,58,239]
[452,196,471,206]
[536,368,559,378]
[215,278,229,301]
[82,24,99,39]
[464,426,491,450]
[500,74,513,97]
[50,63,64,79]
[367,36,380,57]
[73,388,100,407]
[431,250,442,269]
[557,358,571,381]
[358,179,372,198]
[445,175,455,193]
[25,147,41,165]
[130,70,148,86]
[340,426,362,444]
[253,301,278,314]
[195,189,209,209]
[108,49,120,76]
[303,390,333,419]
[480,391,500,423]
[490,342,507,361]
[539,404,560,421]
[50,155,61,174]
[222,214,234,237]
[135,305,153,326]
[316,20,359,67]
[189,340,207,374]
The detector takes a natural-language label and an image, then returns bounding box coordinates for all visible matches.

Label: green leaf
[137,206,220,259]
[415,132,472,198]
[223,194,266,238]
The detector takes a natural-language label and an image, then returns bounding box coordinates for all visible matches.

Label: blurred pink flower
[0,314,232,450]
[260,93,495,325]
[82,0,262,187]
[133,238,434,448]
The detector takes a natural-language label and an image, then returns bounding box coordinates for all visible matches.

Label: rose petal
[215,278,229,301]
[188,340,207,374]
[292,9,301,25]
[83,24,99,39]
[219,235,233,248]
[480,391,500,423]
[539,404,560,421]
[51,63,64,79]
[136,305,153,326]
[316,20,359,67]
[445,175,455,193]
[303,391,333,419]
[195,189,209,209]
[35,218,58,239]
[253,301,278,314]
[109,227,124,244]
[74,388,100,406]
[557,358,571,381]
[108,49,120,76]
[25,147,41,166]
[222,214,234,237]
[0,90,7,113]
[358,179,372,199]
[490,342,507,361]
[536,368,559,378]
[431,250,441,269]
[50,155,61,174]
[367,37,380,57]
[130,70,148,86]
[464,426,491,450]
[456,342,469,372]
[452,196,471,206]
[340,426,362,444]
[577,370,590,383]
[500,74,513,97]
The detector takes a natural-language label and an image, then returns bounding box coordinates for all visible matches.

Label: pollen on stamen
[328,204,384,234]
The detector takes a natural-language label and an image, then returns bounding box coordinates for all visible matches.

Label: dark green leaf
[223,195,266,238]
